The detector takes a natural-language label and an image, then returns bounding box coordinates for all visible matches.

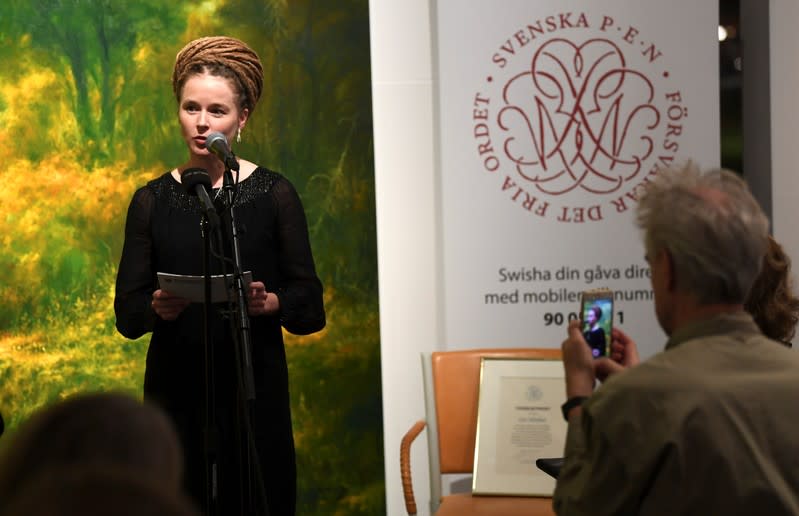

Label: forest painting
[0,0,383,514]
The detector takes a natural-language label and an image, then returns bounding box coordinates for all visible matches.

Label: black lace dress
[114,167,325,516]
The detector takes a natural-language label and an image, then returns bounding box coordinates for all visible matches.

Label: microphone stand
[217,166,268,515]
[199,202,223,516]
[182,167,225,515]
[219,168,256,400]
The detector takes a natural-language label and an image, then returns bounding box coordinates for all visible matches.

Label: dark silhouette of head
[0,391,184,506]
[0,465,199,516]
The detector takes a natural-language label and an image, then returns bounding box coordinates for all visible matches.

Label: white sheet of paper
[157,271,253,303]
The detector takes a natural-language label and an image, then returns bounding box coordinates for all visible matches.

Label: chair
[400,348,561,515]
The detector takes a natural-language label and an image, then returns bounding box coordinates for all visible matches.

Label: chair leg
[400,420,427,515]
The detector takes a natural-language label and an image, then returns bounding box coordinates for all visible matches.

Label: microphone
[204,132,240,171]
[181,167,220,228]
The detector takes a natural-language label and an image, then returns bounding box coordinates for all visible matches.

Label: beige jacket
[554,312,799,516]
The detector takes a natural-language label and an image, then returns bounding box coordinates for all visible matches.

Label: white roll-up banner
[434,0,719,359]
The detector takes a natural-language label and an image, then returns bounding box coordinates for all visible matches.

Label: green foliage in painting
[0,0,383,514]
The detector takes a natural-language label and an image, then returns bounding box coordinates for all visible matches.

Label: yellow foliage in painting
[0,69,78,162]
[0,151,160,330]
[2,153,154,234]
[0,68,57,121]
[134,43,154,65]
[0,332,52,363]
[0,264,147,428]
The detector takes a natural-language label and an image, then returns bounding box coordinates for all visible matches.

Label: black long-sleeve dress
[583,326,607,358]
[114,167,325,516]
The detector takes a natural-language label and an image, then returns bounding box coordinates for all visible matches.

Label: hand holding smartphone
[579,288,614,358]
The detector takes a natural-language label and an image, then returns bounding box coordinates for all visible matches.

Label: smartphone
[579,288,614,358]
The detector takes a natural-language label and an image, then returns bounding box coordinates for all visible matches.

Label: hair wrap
[172,36,264,112]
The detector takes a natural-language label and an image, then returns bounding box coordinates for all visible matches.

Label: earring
[236,128,242,143]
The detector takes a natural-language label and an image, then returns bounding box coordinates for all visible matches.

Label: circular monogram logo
[472,13,688,223]
[526,384,544,401]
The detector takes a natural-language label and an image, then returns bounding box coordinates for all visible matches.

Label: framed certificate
[472,357,567,496]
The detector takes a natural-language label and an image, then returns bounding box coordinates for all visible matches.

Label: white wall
[370,1,438,514]
[770,0,799,263]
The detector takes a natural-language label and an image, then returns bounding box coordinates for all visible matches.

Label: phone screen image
[580,290,614,358]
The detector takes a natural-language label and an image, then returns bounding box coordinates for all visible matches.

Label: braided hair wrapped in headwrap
[172,36,264,113]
